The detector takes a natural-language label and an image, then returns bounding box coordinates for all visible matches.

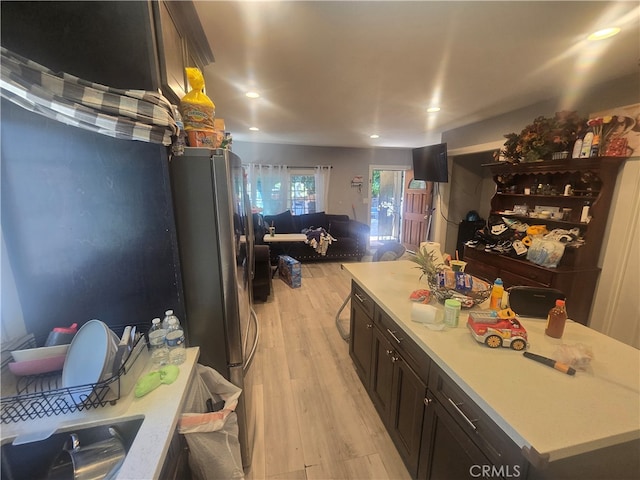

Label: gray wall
[232,142,412,223]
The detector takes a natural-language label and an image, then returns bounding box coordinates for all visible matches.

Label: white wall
[588,158,640,348]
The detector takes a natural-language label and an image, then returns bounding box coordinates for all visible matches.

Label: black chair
[252,245,272,302]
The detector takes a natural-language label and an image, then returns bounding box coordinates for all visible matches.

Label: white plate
[11,344,69,362]
[62,320,118,405]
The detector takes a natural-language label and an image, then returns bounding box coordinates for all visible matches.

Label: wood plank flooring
[246,260,412,480]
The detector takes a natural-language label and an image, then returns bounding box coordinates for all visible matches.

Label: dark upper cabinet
[0,1,214,102]
[1,1,160,90]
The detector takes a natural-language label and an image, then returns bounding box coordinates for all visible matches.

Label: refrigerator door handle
[243,307,260,373]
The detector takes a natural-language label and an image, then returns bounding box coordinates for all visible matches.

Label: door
[402,172,434,253]
[349,299,374,389]
[369,168,405,245]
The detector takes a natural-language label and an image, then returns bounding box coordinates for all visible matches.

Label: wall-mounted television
[412,143,449,183]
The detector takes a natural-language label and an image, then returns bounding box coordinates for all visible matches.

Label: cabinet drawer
[503,261,553,286]
[465,258,499,282]
[375,307,430,381]
[428,363,525,470]
[351,281,374,318]
[500,270,547,288]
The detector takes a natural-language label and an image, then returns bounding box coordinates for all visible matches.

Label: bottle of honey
[545,299,567,338]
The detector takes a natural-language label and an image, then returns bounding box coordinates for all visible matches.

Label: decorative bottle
[148,317,168,368]
[545,299,567,339]
[490,278,504,310]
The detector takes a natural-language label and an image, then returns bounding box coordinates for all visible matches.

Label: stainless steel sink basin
[1,417,143,480]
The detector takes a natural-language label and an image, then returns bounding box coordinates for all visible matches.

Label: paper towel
[411,303,443,324]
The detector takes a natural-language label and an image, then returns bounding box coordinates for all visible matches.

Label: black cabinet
[419,391,495,480]
[159,431,191,480]
[425,363,526,480]
[349,288,525,480]
[349,282,375,389]
[350,294,430,478]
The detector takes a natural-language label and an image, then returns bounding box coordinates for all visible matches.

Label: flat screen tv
[412,143,449,183]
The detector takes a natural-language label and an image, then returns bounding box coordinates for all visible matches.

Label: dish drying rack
[1,335,149,424]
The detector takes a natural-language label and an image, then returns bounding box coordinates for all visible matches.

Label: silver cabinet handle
[354,292,366,303]
[366,323,373,329]
[387,329,402,344]
[424,397,432,406]
[448,397,478,431]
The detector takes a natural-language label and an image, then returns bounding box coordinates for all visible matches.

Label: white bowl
[11,344,69,363]
[62,320,118,405]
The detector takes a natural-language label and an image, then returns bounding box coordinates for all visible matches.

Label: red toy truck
[467,309,528,350]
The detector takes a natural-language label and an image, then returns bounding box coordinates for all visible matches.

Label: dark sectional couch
[254,210,370,262]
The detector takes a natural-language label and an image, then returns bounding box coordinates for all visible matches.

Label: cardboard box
[278,255,301,288]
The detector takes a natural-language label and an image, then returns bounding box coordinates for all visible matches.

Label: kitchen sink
[0,416,144,480]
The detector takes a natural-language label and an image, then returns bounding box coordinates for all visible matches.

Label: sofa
[254,210,370,262]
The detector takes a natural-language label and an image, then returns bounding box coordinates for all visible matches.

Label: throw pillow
[298,211,327,230]
[266,210,295,233]
[329,220,350,238]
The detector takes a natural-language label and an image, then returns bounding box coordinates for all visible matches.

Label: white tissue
[411,303,443,325]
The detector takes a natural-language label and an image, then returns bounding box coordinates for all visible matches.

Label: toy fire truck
[467,309,528,350]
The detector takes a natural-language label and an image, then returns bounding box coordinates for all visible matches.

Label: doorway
[369,167,406,247]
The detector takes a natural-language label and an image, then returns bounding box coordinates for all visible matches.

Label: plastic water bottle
[166,317,186,365]
[148,317,168,368]
[162,309,178,331]
[171,105,186,156]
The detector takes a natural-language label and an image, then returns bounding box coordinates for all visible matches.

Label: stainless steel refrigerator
[169,147,259,467]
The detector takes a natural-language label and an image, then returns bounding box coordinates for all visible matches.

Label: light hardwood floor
[246,260,412,480]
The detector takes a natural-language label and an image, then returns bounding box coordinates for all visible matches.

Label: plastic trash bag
[178,364,244,479]
[526,237,565,268]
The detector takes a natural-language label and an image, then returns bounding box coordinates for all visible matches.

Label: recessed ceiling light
[370,134,380,139]
[427,107,441,113]
[249,127,260,131]
[588,27,621,41]
[246,91,260,99]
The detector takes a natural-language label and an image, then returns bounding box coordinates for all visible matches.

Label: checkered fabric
[0,47,177,146]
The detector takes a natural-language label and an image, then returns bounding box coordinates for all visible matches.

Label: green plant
[495,111,587,163]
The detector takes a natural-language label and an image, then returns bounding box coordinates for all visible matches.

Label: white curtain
[315,165,331,213]
[246,164,288,215]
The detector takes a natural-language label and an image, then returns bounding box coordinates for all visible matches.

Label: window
[289,171,316,215]
[246,164,330,216]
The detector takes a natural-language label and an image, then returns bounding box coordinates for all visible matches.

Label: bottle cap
[494,278,503,286]
[152,317,161,324]
[556,299,565,307]
[165,309,174,315]
[444,299,461,308]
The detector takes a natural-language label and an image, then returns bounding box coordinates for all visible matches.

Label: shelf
[495,193,599,200]
[491,212,587,228]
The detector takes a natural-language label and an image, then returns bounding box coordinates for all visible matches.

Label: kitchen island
[343,260,639,479]
[1,347,200,480]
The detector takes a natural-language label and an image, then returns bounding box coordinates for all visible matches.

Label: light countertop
[1,347,200,480]
[342,260,640,462]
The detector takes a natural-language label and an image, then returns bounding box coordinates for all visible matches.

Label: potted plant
[495,111,587,163]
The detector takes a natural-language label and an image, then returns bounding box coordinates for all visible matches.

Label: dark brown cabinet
[465,157,624,325]
[349,286,524,480]
[349,282,375,389]
[159,430,191,480]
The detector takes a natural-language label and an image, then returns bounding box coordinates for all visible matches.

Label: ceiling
[194,1,639,149]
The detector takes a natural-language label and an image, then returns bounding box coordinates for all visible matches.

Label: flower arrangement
[495,111,587,163]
